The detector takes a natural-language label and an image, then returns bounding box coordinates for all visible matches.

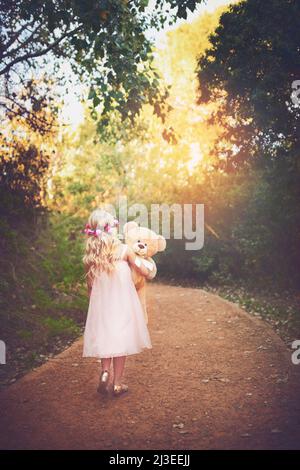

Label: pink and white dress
[83,243,152,358]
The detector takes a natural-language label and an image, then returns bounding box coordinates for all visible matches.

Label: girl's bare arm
[125,245,151,277]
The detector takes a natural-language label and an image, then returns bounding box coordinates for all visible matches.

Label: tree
[0,0,206,135]
[51,7,226,214]
[0,77,57,210]
[0,76,58,135]
[196,0,300,171]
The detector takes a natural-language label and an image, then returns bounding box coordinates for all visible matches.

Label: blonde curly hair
[83,208,121,290]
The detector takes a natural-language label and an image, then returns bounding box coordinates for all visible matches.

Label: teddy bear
[123,221,166,324]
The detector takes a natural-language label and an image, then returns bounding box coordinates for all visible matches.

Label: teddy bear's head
[124,221,166,258]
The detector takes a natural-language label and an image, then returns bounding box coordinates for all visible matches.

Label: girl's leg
[101,357,112,372]
[113,356,126,386]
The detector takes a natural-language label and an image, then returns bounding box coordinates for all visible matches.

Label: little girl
[82,208,152,397]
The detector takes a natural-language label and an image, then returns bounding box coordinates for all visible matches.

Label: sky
[146,0,233,44]
[60,0,233,130]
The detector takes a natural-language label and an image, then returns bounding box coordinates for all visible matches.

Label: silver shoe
[97,370,110,394]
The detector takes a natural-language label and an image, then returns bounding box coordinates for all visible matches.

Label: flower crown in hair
[84,219,119,237]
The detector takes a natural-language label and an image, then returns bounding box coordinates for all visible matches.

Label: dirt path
[1,283,300,450]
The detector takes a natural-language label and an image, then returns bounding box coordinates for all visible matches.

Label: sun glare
[60,95,84,130]
[188,142,203,172]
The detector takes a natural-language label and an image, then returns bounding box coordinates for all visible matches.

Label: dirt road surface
[1,284,300,449]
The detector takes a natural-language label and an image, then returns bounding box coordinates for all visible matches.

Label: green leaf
[88,87,96,100]
[93,95,101,107]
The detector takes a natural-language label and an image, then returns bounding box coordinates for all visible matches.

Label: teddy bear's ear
[157,235,166,251]
[123,221,139,234]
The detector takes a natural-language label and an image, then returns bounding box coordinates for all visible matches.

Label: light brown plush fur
[124,222,166,323]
